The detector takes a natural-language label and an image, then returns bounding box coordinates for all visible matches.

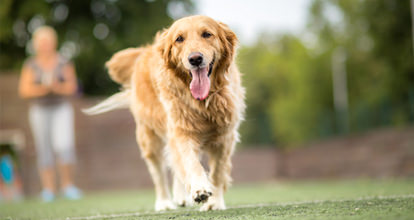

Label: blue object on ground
[62,185,82,200]
[0,155,14,184]
[41,189,55,202]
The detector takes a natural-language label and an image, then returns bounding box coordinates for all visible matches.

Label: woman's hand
[50,63,78,96]
[50,80,74,95]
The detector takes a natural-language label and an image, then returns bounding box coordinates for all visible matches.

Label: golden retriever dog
[85,15,245,211]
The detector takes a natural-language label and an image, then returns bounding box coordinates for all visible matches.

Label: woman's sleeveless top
[26,55,68,105]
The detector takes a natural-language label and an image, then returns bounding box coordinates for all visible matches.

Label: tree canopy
[238,0,414,146]
[0,0,194,95]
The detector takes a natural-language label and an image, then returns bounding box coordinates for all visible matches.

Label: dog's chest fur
[165,85,238,136]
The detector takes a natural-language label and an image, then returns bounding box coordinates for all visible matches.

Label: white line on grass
[64,194,414,220]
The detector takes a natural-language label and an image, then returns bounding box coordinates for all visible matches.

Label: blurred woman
[18,26,82,202]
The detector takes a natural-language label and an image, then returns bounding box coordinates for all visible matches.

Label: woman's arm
[51,63,78,96]
[18,65,50,99]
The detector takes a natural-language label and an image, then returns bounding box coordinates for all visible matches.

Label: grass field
[1,179,413,220]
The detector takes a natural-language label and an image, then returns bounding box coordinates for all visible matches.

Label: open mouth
[189,57,215,101]
[189,58,215,78]
[207,58,214,77]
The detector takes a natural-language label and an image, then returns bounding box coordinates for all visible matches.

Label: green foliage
[0,0,194,95]
[239,35,334,145]
[239,0,413,146]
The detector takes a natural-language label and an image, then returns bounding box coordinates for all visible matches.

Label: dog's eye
[176,36,184,43]
[202,31,212,38]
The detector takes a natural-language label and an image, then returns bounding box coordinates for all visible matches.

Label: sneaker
[62,185,82,200]
[41,189,55,202]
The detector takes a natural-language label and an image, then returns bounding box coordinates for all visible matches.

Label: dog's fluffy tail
[106,47,143,86]
[84,47,143,115]
[83,89,131,115]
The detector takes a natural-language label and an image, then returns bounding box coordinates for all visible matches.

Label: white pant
[29,102,76,168]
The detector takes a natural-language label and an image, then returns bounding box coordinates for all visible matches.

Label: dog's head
[157,15,237,101]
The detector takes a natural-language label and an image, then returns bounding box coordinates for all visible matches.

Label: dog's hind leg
[136,125,176,211]
[201,134,236,211]
[172,173,193,207]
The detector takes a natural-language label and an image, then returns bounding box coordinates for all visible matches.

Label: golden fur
[91,15,245,211]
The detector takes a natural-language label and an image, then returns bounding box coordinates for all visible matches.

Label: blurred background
[0,0,413,197]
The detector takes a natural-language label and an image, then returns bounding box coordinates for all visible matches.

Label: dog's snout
[188,52,203,66]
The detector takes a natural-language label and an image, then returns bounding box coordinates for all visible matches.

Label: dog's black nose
[188,52,203,66]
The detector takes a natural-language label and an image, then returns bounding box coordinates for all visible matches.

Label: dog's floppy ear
[155,28,173,67]
[218,22,238,69]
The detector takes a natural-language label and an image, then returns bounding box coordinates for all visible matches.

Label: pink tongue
[190,67,210,100]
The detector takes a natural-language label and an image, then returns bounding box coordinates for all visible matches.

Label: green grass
[1,179,413,220]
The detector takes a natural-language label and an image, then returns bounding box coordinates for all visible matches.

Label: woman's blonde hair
[33,26,57,45]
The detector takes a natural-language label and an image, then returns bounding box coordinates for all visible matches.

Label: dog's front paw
[155,199,177,211]
[191,184,213,204]
[199,195,226,211]
[193,189,212,203]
